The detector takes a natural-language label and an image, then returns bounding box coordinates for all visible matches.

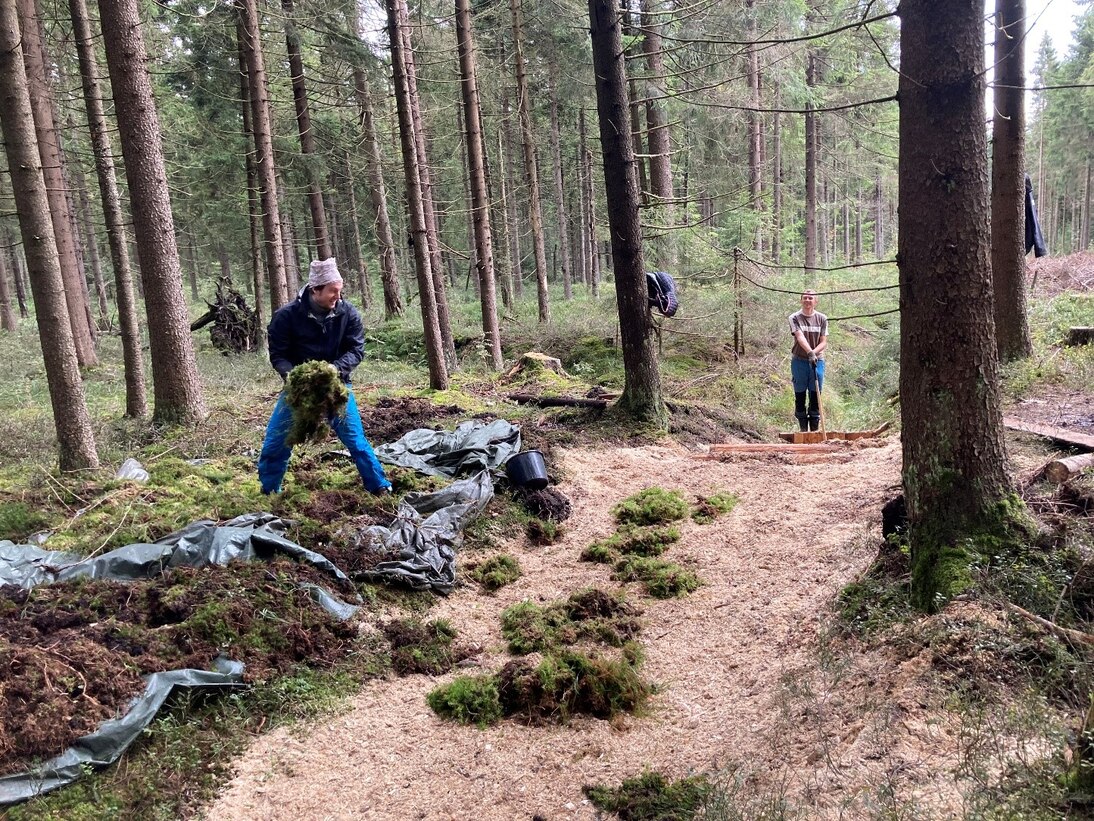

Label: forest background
[0,0,1093,816]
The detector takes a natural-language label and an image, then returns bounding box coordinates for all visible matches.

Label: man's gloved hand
[808,351,818,364]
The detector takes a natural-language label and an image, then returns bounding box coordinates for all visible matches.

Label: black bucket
[506,450,548,490]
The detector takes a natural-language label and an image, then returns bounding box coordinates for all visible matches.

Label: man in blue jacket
[258,258,392,496]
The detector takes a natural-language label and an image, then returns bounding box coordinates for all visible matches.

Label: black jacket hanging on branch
[1025,174,1047,258]
[646,271,679,317]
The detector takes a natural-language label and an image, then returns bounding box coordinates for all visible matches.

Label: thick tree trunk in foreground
[510,0,550,322]
[990,0,1033,361]
[385,0,448,390]
[588,0,665,426]
[455,0,503,369]
[0,3,99,470]
[17,0,98,367]
[237,0,289,313]
[898,0,1022,611]
[99,0,206,425]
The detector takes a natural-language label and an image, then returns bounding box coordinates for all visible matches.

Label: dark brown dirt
[516,487,573,522]
[0,558,359,776]
[358,396,464,445]
[382,618,476,675]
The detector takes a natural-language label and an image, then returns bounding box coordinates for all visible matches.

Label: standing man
[789,289,828,432]
[258,258,392,496]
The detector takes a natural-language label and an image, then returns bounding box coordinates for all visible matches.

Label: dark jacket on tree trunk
[1024,174,1047,257]
[267,288,364,382]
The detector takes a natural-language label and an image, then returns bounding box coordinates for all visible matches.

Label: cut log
[1044,453,1094,483]
[1065,327,1093,346]
[1003,418,1094,451]
[507,393,607,409]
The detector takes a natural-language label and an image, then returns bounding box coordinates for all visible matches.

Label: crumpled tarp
[375,418,521,478]
[0,512,353,599]
[0,658,246,806]
[359,470,493,594]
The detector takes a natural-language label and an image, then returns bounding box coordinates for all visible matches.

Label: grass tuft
[426,675,502,728]
[583,771,710,821]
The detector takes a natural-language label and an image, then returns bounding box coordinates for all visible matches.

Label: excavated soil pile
[359,397,464,444]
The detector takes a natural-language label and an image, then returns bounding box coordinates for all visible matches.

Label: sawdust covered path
[208,439,901,820]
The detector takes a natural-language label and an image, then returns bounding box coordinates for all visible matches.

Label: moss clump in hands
[284,361,349,446]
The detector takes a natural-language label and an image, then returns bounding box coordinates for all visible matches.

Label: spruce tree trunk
[236,28,266,351]
[16,0,98,368]
[772,88,782,263]
[804,50,818,276]
[98,0,206,425]
[642,0,674,269]
[501,89,524,300]
[282,0,330,259]
[396,0,455,364]
[348,35,402,318]
[580,108,600,297]
[509,0,550,322]
[746,0,764,254]
[990,0,1032,361]
[899,0,1018,611]
[455,0,503,369]
[874,174,884,257]
[385,0,448,390]
[0,239,17,331]
[237,0,289,313]
[0,2,99,470]
[588,0,665,426]
[548,61,573,300]
[492,130,515,308]
[75,170,109,323]
[4,228,31,318]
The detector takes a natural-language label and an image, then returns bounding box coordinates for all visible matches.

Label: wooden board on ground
[1003,417,1094,451]
[704,442,847,456]
[777,423,890,444]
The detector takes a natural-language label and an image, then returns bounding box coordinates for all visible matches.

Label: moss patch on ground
[466,554,522,591]
[500,589,641,654]
[584,771,711,821]
[382,618,475,675]
[612,488,689,527]
[612,556,702,599]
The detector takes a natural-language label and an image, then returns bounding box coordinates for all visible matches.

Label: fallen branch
[507,393,608,409]
[1008,603,1094,647]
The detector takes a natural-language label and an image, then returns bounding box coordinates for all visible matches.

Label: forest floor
[2,253,1092,819]
[204,405,1091,820]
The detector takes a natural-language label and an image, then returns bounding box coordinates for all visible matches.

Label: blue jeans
[258,391,391,494]
[790,358,824,393]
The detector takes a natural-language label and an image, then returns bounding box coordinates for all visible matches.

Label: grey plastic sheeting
[359,470,493,594]
[375,418,521,478]
[0,658,247,806]
[0,512,353,595]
